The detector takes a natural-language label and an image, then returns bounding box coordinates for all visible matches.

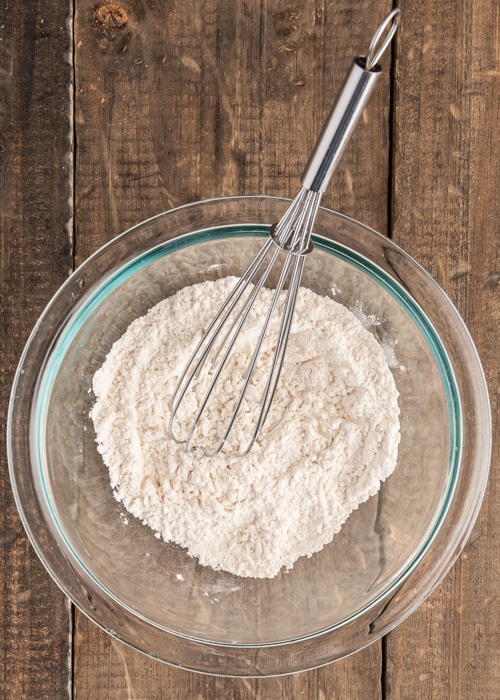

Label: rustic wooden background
[1,0,499,698]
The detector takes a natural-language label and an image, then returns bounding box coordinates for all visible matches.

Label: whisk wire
[204,244,281,372]
[255,192,321,431]
[250,254,306,448]
[237,190,322,455]
[183,247,283,453]
[171,188,322,457]
[200,248,296,457]
[168,238,275,436]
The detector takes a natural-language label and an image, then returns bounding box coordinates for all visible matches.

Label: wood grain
[0,1,73,698]
[75,616,383,700]
[72,0,391,697]
[73,0,393,265]
[387,0,500,697]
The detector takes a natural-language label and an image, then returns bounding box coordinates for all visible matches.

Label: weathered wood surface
[0,0,498,698]
[388,0,500,697]
[0,1,73,698]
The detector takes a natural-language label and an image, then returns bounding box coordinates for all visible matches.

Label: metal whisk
[169,9,400,458]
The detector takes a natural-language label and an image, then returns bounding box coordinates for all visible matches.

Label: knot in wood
[94,2,128,28]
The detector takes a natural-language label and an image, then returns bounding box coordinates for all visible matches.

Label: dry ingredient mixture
[91,277,401,578]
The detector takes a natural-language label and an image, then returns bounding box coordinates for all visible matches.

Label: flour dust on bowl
[8,197,490,676]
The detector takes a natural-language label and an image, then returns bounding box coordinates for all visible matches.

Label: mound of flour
[91,277,400,578]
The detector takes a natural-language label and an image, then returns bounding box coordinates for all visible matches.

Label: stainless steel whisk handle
[301,9,400,194]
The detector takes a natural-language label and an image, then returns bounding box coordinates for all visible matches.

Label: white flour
[91,277,400,578]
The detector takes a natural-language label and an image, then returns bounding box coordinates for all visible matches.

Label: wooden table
[1,1,498,697]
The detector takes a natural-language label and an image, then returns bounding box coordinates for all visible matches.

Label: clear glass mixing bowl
[8,196,490,676]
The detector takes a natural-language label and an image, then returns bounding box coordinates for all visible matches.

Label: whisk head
[168,187,321,458]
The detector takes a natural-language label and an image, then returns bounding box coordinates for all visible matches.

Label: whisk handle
[301,9,399,194]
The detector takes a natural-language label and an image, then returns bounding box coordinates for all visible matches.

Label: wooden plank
[75,613,383,699]
[387,0,500,697]
[73,0,392,696]
[0,1,73,698]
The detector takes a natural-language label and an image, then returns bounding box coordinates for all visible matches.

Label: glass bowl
[8,196,491,676]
